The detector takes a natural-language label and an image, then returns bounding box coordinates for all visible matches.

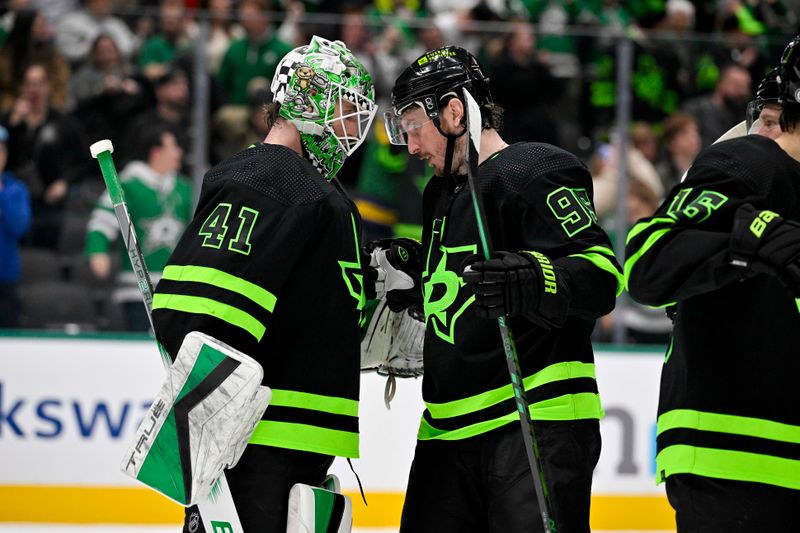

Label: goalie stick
[90,140,245,533]
[461,89,556,533]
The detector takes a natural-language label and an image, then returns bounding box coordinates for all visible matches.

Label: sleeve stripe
[582,245,617,258]
[162,265,277,313]
[623,227,674,292]
[567,247,624,296]
[87,209,119,240]
[152,293,266,341]
[625,216,675,245]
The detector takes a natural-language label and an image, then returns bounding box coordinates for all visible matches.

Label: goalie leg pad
[287,475,352,533]
[121,331,271,506]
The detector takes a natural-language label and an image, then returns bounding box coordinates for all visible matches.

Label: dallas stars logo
[423,242,476,345]
[140,211,185,253]
[339,214,366,327]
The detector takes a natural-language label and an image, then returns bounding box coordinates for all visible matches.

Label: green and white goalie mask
[121,331,271,506]
[271,35,377,180]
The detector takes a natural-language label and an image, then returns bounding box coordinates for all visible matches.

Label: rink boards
[0,333,673,529]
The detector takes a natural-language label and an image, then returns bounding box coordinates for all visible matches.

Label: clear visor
[384,101,436,146]
[327,83,377,156]
[746,100,762,132]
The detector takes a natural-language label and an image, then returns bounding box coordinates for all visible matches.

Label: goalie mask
[271,36,377,180]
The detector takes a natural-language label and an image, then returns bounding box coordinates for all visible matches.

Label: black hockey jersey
[625,134,800,490]
[418,142,621,441]
[152,143,365,458]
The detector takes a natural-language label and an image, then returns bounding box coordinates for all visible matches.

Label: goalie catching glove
[361,298,425,408]
[361,297,424,378]
[730,204,800,295]
[363,238,423,311]
[121,331,271,506]
[462,251,572,329]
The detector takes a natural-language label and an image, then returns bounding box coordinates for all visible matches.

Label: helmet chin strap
[433,117,466,179]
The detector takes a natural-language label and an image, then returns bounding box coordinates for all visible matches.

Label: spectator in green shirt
[217,0,292,105]
[139,0,193,80]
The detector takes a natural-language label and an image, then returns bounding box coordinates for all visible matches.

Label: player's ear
[443,97,465,132]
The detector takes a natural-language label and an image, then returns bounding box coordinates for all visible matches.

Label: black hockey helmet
[778,34,800,107]
[757,67,780,105]
[384,46,492,145]
[747,67,781,130]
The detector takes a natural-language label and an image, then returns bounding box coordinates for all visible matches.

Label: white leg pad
[121,331,271,506]
[287,474,352,533]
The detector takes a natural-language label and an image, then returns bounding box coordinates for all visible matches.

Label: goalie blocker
[122,331,271,506]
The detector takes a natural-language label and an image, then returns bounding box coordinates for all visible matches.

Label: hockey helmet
[384,46,492,145]
[778,34,800,107]
[271,36,377,180]
[746,67,780,130]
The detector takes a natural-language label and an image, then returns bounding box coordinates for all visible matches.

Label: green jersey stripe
[656,444,800,489]
[270,389,359,417]
[625,216,675,245]
[419,392,603,440]
[567,247,624,296]
[162,265,277,312]
[658,409,800,444]
[426,361,597,419]
[249,420,359,458]
[152,293,266,341]
[624,227,674,292]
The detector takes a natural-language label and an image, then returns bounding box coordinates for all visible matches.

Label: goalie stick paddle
[461,89,556,533]
[90,140,245,533]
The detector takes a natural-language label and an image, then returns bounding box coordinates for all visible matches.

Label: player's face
[755,104,782,140]
[401,104,467,176]
[332,98,359,140]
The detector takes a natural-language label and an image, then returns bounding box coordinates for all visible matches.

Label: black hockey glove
[363,238,424,312]
[461,251,571,329]
[730,204,800,295]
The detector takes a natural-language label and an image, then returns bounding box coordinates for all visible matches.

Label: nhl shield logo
[188,510,200,532]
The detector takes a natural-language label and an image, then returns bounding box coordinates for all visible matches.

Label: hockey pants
[666,473,800,533]
[400,419,601,533]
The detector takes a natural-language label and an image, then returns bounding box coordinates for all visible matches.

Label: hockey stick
[90,140,245,533]
[461,89,556,533]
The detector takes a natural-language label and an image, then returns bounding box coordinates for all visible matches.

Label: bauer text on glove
[729,203,800,295]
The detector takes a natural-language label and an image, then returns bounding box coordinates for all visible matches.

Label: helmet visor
[746,100,762,132]
[384,101,436,146]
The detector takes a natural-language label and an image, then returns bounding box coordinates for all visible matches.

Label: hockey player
[383,46,622,532]
[150,36,376,533]
[625,36,800,532]
[747,67,782,139]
